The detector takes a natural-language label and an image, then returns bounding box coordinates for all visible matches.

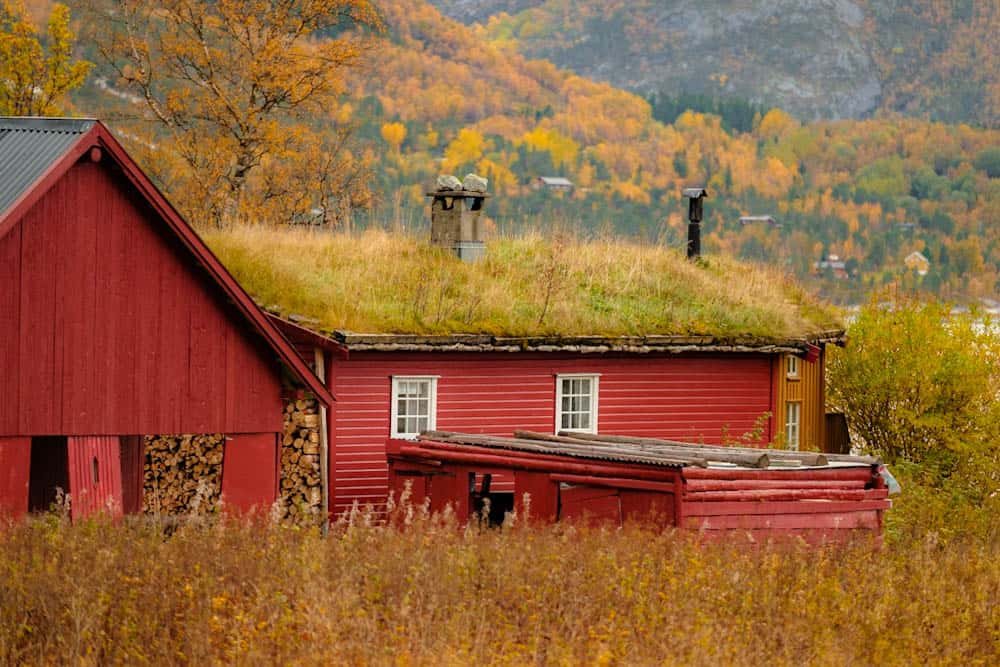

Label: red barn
[0,117,331,520]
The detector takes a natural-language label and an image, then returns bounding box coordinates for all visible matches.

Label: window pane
[394,378,435,436]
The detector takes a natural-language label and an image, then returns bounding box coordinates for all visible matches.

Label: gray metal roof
[418,431,879,470]
[420,432,690,468]
[0,117,95,216]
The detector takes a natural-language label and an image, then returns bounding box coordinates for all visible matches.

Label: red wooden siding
[67,436,123,519]
[0,160,283,437]
[330,353,773,515]
[0,437,30,518]
[221,433,279,513]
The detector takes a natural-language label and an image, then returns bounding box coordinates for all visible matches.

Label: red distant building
[0,118,331,520]
[274,326,843,517]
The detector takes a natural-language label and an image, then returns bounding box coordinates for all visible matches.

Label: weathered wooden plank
[685,510,881,531]
[0,227,21,434]
[684,488,888,502]
[61,166,100,434]
[683,499,891,517]
[685,479,866,492]
[18,188,59,433]
[0,437,31,517]
[683,466,874,482]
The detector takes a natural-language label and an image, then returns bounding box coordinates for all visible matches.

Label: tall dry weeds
[0,505,996,666]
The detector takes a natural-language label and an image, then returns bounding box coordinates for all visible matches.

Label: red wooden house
[263,188,847,520]
[0,117,331,520]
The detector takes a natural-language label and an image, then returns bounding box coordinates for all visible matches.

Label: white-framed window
[785,401,801,451]
[556,374,599,434]
[786,354,800,379]
[390,376,438,439]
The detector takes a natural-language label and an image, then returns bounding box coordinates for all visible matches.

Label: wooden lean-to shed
[387,431,893,543]
[0,117,331,520]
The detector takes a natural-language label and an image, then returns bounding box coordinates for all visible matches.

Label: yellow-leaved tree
[81,0,382,227]
[0,1,91,115]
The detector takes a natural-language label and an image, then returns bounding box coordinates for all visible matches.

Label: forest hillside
[60,0,1000,303]
[435,0,1000,127]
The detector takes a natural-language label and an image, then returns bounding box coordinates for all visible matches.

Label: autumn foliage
[0,1,90,115]
[79,0,383,227]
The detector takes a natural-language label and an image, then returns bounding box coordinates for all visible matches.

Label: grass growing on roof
[202,226,842,338]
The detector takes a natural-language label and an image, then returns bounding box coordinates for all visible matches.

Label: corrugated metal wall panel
[2,160,284,437]
[330,353,774,515]
[67,436,122,519]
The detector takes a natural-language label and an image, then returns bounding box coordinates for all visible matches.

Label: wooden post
[314,347,330,535]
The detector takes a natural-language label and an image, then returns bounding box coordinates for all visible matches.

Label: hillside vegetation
[344,1,1000,303]
[446,0,1000,127]
[203,227,840,338]
[61,0,1000,304]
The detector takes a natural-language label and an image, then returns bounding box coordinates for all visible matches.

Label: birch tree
[82,0,382,227]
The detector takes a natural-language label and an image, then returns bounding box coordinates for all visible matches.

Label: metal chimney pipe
[682,187,708,259]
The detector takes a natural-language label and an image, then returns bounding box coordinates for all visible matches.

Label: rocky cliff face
[434,0,881,121]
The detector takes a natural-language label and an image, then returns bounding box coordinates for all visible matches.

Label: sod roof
[202,227,843,342]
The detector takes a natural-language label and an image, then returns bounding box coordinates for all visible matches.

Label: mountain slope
[433,0,999,127]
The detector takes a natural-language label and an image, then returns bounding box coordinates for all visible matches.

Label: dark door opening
[470,473,515,527]
[28,436,68,512]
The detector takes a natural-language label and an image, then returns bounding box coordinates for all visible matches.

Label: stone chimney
[426,174,490,262]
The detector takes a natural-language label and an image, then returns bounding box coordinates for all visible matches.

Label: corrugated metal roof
[0,117,94,215]
[417,431,879,470]
[419,433,691,468]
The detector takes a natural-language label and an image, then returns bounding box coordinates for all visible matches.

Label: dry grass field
[1,491,997,666]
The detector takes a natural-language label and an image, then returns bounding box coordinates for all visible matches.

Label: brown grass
[201,226,841,338]
[1,505,996,666]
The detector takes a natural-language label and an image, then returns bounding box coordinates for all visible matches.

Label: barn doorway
[470,473,514,526]
[28,436,68,512]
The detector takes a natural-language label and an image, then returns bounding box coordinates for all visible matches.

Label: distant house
[535,176,574,192]
[904,251,930,276]
[217,189,847,518]
[814,254,849,280]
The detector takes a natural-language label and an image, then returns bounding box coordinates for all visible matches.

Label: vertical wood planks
[0,437,31,518]
[2,159,284,437]
[67,435,123,519]
[0,227,20,433]
[18,186,59,433]
[221,433,279,513]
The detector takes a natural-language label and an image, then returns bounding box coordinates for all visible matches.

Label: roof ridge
[0,117,96,133]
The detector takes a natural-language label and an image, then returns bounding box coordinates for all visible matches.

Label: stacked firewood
[279,398,323,522]
[142,434,224,514]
